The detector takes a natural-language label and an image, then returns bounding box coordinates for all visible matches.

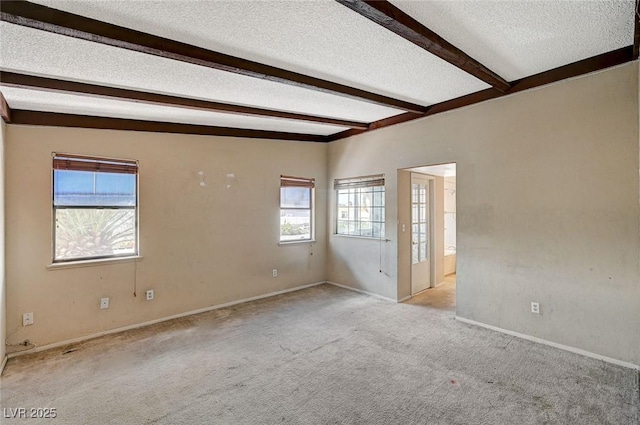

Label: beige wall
[3,63,639,366]
[328,62,640,365]
[1,119,6,365]
[5,127,327,349]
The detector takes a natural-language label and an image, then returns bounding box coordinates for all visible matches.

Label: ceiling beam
[335,0,510,92]
[0,91,11,123]
[9,46,634,143]
[505,46,632,94]
[0,1,427,113]
[634,0,639,60]
[0,72,369,129]
[328,46,634,142]
[10,110,330,142]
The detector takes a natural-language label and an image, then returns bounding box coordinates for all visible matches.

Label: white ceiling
[391,0,635,81]
[0,0,636,138]
[27,0,491,105]
[0,22,402,124]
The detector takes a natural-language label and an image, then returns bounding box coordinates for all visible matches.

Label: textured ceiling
[0,22,402,123]
[0,0,637,138]
[391,0,635,81]
[27,0,490,105]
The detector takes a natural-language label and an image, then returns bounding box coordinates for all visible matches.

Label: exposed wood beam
[10,110,330,142]
[505,46,633,94]
[9,46,633,143]
[0,72,369,129]
[328,46,634,142]
[0,1,426,113]
[335,0,510,92]
[328,111,422,141]
[0,90,11,123]
[634,0,639,60]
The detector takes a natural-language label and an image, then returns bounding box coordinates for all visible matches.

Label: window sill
[47,256,143,271]
[278,239,316,246]
[332,234,391,242]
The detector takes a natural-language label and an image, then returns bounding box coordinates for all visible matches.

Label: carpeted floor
[1,281,638,424]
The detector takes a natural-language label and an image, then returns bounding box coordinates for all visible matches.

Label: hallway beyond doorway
[405,274,456,311]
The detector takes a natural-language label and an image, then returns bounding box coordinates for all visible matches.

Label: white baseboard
[455,316,639,371]
[7,281,326,359]
[327,281,397,303]
[397,295,412,303]
[0,354,7,375]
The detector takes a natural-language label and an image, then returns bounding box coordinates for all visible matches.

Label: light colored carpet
[1,282,638,424]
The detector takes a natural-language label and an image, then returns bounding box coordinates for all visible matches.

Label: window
[280,175,314,242]
[52,153,138,262]
[335,174,385,238]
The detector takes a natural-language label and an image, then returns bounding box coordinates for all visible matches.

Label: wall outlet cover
[23,312,34,326]
[146,290,154,301]
[531,302,540,314]
[100,297,110,309]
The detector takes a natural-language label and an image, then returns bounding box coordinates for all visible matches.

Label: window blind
[53,153,138,175]
[334,174,384,190]
[281,175,315,188]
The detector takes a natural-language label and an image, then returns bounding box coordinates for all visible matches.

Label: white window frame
[335,174,385,238]
[52,153,139,263]
[279,175,315,243]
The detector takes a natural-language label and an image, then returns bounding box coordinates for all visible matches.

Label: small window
[52,153,138,262]
[280,175,314,242]
[335,174,385,238]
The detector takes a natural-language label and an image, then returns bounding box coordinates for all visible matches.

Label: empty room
[0,1,639,424]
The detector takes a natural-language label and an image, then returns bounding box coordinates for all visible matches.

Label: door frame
[397,163,455,302]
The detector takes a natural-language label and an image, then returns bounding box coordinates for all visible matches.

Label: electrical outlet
[100,297,109,309]
[23,312,34,326]
[272,269,278,277]
[531,302,540,314]
[146,289,154,301]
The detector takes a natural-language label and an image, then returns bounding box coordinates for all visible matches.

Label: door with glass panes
[411,173,431,294]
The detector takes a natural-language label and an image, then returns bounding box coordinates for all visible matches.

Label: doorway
[397,163,456,303]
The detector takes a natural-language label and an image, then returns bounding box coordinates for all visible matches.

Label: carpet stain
[533,395,554,411]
